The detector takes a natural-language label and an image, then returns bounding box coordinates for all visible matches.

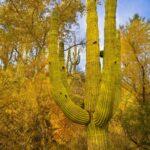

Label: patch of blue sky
[77,0,150,71]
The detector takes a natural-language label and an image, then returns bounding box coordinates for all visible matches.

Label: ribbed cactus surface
[93,0,118,127]
[49,11,90,125]
[48,0,120,149]
[84,0,101,113]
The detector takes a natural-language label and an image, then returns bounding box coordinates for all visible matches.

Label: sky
[77,0,150,71]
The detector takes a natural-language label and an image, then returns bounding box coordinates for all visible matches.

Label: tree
[49,0,120,149]
[121,14,150,149]
[0,0,83,72]
[0,0,85,149]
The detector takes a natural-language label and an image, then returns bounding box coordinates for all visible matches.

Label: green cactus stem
[84,0,101,113]
[93,0,118,127]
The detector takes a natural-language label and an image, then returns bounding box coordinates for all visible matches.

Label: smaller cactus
[66,36,81,75]
[71,49,80,73]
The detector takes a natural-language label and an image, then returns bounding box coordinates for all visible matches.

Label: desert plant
[49,0,120,149]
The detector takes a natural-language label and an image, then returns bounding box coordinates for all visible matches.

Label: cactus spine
[49,0,119,149]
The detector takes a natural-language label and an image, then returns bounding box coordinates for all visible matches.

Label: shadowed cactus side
[49,0,120,149]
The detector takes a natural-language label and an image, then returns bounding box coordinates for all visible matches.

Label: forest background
[0,0,150,149]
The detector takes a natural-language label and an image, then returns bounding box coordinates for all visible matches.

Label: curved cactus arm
[49,11,90,125]
[59,41,84,108]
[50,85,90,125]
[94,0,118,127]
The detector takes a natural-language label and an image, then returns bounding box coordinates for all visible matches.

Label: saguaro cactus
[66,35,80,75]
[49,0,120,149]
[71,35,80,74]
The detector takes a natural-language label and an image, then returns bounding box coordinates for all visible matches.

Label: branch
[64,41,85,51]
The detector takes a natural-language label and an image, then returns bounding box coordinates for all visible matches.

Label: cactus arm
[59,41,84,108]
[93,0,118,127]
[84,0,101,112]
[59,41,65,66]
[49,11,90,125]
[103,0,117,69]
[50,86,90,125]
[59,41,69,88]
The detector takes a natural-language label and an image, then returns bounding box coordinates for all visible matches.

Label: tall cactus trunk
[85,0,103,149]
[85,0,117,149]
[93,0,118,149]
